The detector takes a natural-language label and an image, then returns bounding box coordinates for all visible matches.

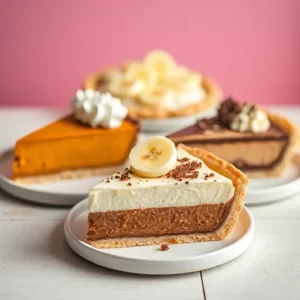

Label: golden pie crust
[83,66,222,119]
[89,145,248,248]
[245,110,298,178]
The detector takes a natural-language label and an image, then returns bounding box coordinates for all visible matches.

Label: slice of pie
[13,91,139,184]
[83,50,221,119]
[87,137,248,248]
[168,98,298,178]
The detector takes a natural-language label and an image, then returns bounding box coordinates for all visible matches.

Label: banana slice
[129,136,177,178]
[165,70,201,93]
[125,62,157,89]
[138,85,173,106]
[144,50,177,82]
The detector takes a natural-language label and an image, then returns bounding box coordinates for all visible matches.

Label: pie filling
[87,148,235,243]
[168,123,289,171]
[87,200,233,241]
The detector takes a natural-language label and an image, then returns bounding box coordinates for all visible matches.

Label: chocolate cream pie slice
[168,98,298,178]
[87,137,248,248]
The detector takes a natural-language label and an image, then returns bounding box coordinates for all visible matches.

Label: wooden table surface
[0,106,300,300]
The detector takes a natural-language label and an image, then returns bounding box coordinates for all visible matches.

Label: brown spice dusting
[120,171,131,181]
[127,183,132,186]
[177,157,190,163]
[204,172,215,180]
[160,244,169,251]
[166,161,202,180]
[106,179,110,183]
[115,175,120,179]
[185,181,189,185]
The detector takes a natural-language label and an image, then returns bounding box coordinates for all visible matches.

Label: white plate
[0,149,126,206]
[141,107,217,132]
[246,161,300,205]
[64,198,254,275]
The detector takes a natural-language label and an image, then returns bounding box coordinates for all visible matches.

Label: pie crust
[245,110,298,178]
[89,145,248,248]
[83,66,222,119]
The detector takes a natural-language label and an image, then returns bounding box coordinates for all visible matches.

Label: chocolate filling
[168,118,289,171]
[87,200,233,241]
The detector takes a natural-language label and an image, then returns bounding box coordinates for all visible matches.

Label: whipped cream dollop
[230,104,270,133]
[72,89,127,128]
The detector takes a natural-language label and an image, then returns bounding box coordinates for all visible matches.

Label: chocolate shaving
[177,157,190,163]
[166,161,202,180]
[204,172,215,180]
[160,244,169,251]
[120,170,131,181]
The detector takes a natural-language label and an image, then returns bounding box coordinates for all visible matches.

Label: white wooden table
[0,107,300,300]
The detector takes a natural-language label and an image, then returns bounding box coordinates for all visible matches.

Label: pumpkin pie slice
[87,137,248,249]
[13,91,140,184]
[168,98,298,178]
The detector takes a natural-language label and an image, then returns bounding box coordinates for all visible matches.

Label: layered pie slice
[13,90,139,183]
[84,50,221,118]
[87,137,248,248]
[168,98,298,178]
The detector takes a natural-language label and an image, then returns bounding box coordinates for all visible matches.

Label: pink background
[1,0,300,107]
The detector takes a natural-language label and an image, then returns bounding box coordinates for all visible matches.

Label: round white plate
[246,161,300,205]
[64,198,254,275]
[141,107,217,132]
[0,149,126,206]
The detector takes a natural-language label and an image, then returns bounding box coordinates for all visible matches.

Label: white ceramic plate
[64,198,254,275]
[0,149,126,206]
[141,107,217,133]
[246,161,300,205]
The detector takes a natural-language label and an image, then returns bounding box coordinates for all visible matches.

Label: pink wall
[1,0,300,107]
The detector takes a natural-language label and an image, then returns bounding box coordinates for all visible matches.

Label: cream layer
[88,148,234,213]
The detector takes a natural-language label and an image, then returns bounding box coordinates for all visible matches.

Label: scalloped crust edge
[90,145,248,248]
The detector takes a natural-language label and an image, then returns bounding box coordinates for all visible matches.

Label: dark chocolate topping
[218,98,242,128]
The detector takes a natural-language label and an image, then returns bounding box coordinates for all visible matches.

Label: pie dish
[87,139,248,249]
[168,98,298,178]
[83,50,221,119]
[13,91,140,184]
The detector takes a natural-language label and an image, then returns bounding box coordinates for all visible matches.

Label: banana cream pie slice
[87,137,248,248]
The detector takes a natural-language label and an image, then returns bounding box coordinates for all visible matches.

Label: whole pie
[87,137,248,248]
[13,90,140,183]
[168,98,298,178]
[83,50,221,119]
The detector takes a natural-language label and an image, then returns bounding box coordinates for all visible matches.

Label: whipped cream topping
[72,89,127,128]
[88,148,235,213]
[161,86,206,111]
[231,104,270,133]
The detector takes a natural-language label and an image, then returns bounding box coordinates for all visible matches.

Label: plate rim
[64,198,255,263]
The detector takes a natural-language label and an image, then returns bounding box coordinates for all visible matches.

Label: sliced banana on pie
[144,50,177,82]
[129,136,177,178]
[125,62,157,89]
[138,85,173,106]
